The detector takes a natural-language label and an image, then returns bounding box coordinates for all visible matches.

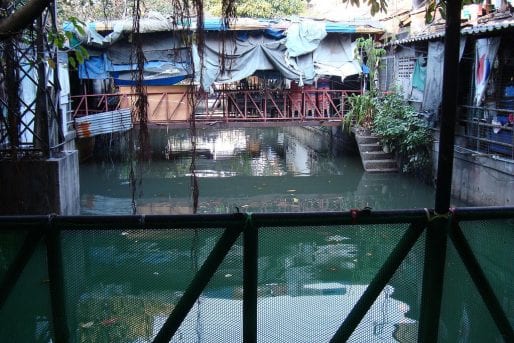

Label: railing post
[419,0,462,340]
[46,217,70,343]
[418,215,449,342]
[243,214,258,343]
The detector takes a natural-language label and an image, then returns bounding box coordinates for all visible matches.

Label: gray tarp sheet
[313,35,361,82]
[423,41,444,112]
[196,32,360,90]
[79,19,361,88]
[285,20,327,57]
[196,33,316,90]
[422,38,467,112]
[107,32,186,64]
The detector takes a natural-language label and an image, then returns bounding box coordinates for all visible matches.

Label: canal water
[80,127,441,215]
[2,127,510,342]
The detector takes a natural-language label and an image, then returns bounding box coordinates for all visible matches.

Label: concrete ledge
[433,142,514,206]
[0,151,80,215]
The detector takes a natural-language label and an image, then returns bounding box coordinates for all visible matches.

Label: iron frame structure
[0,0,65,160]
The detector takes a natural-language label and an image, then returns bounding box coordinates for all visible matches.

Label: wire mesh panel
[0,240,52,342]
[0,230,29,281]
[348,229,426,343]
[1,212,512,342]
[257,223,414,343]
[440,218,513,342]
[167,235,244,343]
[60,226,227,343]
[440,240,503,342]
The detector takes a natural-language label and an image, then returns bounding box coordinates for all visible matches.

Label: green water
[79,127,440,215]
[0,127,511,342]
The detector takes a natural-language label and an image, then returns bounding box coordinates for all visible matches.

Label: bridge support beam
[0,151,80,215]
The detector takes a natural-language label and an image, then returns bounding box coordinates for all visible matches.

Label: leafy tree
[205,0,305,18]
[354,36,385,93]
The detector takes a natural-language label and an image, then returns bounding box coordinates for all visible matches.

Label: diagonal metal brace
[152,224,243,343]
[449,221,514,341]
[330,221,425,342]
[0,229,44,310]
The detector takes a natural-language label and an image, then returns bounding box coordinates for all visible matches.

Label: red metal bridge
[71,87,358,136]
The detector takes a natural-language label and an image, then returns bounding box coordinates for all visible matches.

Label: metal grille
[439,218,513,341]
[0,0,65,159]
[0,210,512,342]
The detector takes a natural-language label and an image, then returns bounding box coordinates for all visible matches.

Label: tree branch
[0,0,52,37]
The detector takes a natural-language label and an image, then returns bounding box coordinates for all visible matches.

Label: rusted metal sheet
[74,108,132,138]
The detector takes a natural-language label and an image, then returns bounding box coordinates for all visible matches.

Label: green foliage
[354,36,385,93]
[50,17,89,69]
[344,0,388,15]
[343,92,376,131]
[205,0,306,18]
[425,0,477,24]
[371,92,433,173]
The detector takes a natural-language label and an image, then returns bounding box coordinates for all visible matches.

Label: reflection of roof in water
[151,283,414,343]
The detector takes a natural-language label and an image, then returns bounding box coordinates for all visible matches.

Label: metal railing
[1,208,512,342]
[458,104,514,159]
[70,88,358,128]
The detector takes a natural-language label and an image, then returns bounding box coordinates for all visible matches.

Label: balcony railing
[1,208,512,342]
[458,104,514,159]
[70,88,358,127]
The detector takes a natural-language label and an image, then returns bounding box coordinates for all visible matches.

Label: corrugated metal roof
[388,17,514,46]
[90,17,383,35]
[462,18,514,34]
[75,108,132,138]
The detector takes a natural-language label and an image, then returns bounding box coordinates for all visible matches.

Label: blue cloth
[79,55,108,79]
[264,29,285,40]
[412,57,427,91]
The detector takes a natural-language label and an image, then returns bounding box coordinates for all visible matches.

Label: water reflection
[68,223,417,343]
[80,127,439,215]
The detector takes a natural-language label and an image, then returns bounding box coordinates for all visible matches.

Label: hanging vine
[129,0,150,214]
[128,0,237,214]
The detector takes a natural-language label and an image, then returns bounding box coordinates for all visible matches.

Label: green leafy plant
[354,37,385,93]
[50,17,89,69]
[372,92,433,174]
[343,92,376,131]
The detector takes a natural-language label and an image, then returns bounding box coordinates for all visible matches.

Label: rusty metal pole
[418,0,462,341]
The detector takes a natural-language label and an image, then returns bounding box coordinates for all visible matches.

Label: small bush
[372,92,433,175]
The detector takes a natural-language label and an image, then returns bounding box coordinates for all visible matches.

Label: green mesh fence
[0,210,512,342]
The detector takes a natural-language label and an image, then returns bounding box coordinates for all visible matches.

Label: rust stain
[77,122,91,138]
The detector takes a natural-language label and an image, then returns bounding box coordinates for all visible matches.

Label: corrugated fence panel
[75,108,132,138]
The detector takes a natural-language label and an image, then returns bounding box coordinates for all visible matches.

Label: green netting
[61,228,225,343]
[345,227,425,343]
[0,230,29,281]
[0,213,511,343]
[0,241,52,342]
[170,235,245,342]
[258,224,411,343]
[440,233,506,342]
[458,218,514,323]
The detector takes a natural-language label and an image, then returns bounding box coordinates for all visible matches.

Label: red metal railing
[71,88,361,126]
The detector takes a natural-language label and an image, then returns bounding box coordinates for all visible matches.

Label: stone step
[355,135,380,145]
[359,143,383,152]
[360,150,394,161]
[365,167,400,173]
[363,159,399,172]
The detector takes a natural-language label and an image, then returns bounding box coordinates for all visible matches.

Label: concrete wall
[433,143,514,206]
[0,151,80,215]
